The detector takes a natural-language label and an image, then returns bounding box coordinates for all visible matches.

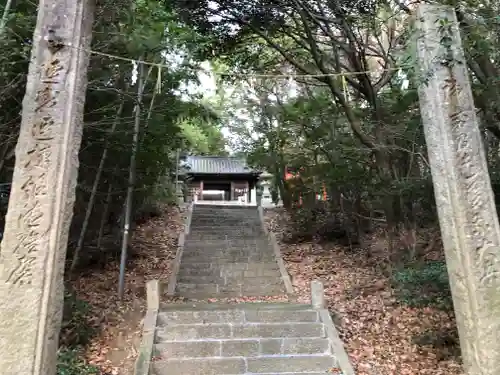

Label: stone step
[176,283,218,294]
[181,252,274,258]
[186,235,263,241]
[181,250,273,257]
[154,337,330,358]
[175,289,286,299]
[183,237,270,244]
[191,210,259,214]
[176,275,226,284]
[158,308,319,325]
[149,302,340,375]
[247,355,335,373]
[182,244,270,250]
[176,269,281,279]
[190,223,262,234]
[177,277,283,291]
[175,283,286,298]
[156,322,325,341]
[188,231,264,236]
[190,223,262,233]
[181,247,273,255]
[191,214,259,217]
[190,220,260,223]
[177,275,283,285]
[192,206,258,210]
[188,231,263,235]
[177,267,281,278]
[189,225,262,229]
[191,217,262,227]
[189,224,260,229]
[183,242,270,249]
[177,262,280,271]
[150,355,335,374]
[181,255,276,263]
[191,213,259,216]
[177,269,281,279]
[190,218,260,222]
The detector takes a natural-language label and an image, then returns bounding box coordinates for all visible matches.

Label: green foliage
[57,291,98,375]
[282,202,359,245]
[0,0,229,253]
[57,348,99,375]
[392,261,453,311]
[178,117,226,154]
[60,290,95,348]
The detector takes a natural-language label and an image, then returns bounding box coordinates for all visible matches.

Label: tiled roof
[182,156,257,174]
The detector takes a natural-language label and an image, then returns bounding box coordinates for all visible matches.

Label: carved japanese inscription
[0,1,95,374]
[416,4,500,375]
[6,59,61,286]
[445,72,500,289]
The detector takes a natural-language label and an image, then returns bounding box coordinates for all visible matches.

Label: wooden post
[0,0,94,374]
[416,4,500,374]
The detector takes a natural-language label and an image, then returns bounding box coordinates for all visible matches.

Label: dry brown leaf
[264,209,464,375]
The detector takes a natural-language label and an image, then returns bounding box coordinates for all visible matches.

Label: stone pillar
[0,1,94,374]
[416,4,500,374]
[310,280,324,309]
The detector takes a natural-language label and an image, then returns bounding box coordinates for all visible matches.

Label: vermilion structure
[284,167,327,206]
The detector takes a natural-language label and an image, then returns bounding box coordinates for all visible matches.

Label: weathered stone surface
[157,324,231,341]
[226,276,283,287]
[0,1,94,374]
[245,309,319,323]
[246,355,335,373]
[151,358,246,375]
[178,262,214,270]
[181,255,275,263]
[221,267,279,278]
[259,339,282,354]
[154,341,220,358]
[177,275,226,284]
[240,285,285,296]
[282,338,330,354]
[176,283,218,294]
[416,4,500,374]
[177,268,219,277]
[220,339,259,357]
[158,309,245,325]
[231,323,324,338]
[142,204,354,374]
[173,204,287,299]
[148,299,354,375]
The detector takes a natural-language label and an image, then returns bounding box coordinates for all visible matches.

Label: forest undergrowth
[60,205,184,375]
[60,204,462,375]
[264,208,462,375]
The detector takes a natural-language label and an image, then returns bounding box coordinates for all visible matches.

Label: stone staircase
[151,303,338,374]
[173,204,288,299]
[134,203,355,375]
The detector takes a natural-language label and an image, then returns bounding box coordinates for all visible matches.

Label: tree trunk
[118,61,145,299]
[97,179,114,250]
[70,93,125,274]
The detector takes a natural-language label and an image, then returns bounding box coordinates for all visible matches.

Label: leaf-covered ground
[264,209,463,375]
[70,205,184,374]
[70,204,463,375]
